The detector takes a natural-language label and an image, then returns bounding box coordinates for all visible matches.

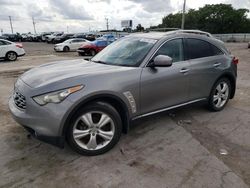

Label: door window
[154,39,184,63]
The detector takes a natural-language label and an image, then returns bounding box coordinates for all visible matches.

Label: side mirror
[149,55,173,67]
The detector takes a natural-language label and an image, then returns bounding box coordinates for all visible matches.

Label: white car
[54,38,90,52]
[0,39,25,61]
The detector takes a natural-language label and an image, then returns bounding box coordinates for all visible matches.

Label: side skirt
[132,98,207,120]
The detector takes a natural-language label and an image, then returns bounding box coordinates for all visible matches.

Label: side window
[0,41,4,46]
[155,39,184,63]
[186,39,212,59]
[186,38,223,59]
[210,44,224,55]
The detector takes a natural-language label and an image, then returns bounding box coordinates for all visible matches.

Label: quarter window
[154,39,184,63]
[186,38,223,59]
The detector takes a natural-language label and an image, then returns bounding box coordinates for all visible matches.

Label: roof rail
[164,29,213,37]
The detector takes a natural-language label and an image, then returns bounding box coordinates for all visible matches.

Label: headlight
[33,85,83,105]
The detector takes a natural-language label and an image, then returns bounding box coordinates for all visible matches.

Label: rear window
[186,38,223,59]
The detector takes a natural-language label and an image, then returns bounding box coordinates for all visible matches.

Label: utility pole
[105,18,109,31]
[32,16,37,34]
[9,16,13,34]
[181,0,186,29]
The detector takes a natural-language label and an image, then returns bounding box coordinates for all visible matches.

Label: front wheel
[67,102,122,156]
[208,78,231,111]
[90,49,96,56]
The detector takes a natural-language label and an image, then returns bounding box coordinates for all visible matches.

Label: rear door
[185,38,226,100]
[140,38,190,114]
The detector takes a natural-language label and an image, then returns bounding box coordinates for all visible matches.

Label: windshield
[91,37,157,67]
[63,39,71,43]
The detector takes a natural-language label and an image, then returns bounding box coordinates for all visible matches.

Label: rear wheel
[67,102,122,156]
[208,78,231,111]
[6,51,17,61]
[63,46,70,52]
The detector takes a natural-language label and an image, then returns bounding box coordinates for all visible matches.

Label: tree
[136,24,144,32]
[155,4,250,33]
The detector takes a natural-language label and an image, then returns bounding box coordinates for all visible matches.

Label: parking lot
[0,42,250,188]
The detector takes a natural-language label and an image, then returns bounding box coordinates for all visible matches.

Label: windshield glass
[91,37,157,67]
[63,39,71,43]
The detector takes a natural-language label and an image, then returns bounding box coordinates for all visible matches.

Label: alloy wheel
[213,81,229,108]
[72,111,115,150]
[8,52,17,61]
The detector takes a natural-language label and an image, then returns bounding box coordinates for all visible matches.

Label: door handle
[213,62,221,67]
[180,68,189,74]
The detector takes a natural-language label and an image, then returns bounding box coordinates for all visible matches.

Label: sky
[0,0,249,34]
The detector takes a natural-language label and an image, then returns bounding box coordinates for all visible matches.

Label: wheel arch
[61,94,130,138]
[5,50,17,57]
[214,72,236,99]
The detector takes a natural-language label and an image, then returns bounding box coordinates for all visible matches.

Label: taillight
[15,43,23,48]
[232,57,239,65]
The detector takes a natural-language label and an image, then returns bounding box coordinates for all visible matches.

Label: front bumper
[8,79,73,148]
[54,46,63,51]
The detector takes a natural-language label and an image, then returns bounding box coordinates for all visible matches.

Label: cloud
[128,0,174,13]
[49,0,92,20]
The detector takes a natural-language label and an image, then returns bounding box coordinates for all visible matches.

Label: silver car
[9,31,238,155]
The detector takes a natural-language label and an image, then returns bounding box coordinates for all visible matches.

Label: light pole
[181,0,186,29]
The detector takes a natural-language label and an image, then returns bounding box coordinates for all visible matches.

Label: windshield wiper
[92,60,108,64]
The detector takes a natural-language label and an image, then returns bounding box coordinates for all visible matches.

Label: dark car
[53,33,74,44]
[72,33,86,39]
[77,39,110,56]
[1,34,22,42]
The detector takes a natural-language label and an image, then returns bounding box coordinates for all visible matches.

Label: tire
[66,102,122,156]
[90,49,96,56]
[208,78,231,112]
[78,52,85,56]
[63,46,70,52]
[6,51,17,61]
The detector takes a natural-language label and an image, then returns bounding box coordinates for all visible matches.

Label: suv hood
[20,59,134,88]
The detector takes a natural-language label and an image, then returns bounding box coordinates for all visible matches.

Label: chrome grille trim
[13,91,26,110]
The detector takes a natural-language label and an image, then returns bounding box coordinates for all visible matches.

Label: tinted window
[211,44,223,55]
[0,40,10,45]
[155,39,184,62]
[186,38,223,59]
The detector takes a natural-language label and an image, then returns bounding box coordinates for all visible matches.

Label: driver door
[140,38,190,114]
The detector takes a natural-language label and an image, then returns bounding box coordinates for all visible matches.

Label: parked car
[100,34,116,42]
[72,33,86,39]
[9,31,238,155]
[41,32,53,42]
[85,34,96,41]
[46,33,63,43]
[77,39,111,56]
[54,38,90,52]
[0,34,22,42]
[53,33,74,44]
[0,39,25,61]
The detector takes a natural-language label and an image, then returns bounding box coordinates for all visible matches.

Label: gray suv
[9,31,238,155]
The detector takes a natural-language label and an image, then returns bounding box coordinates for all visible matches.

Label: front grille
[13,91,26,109]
